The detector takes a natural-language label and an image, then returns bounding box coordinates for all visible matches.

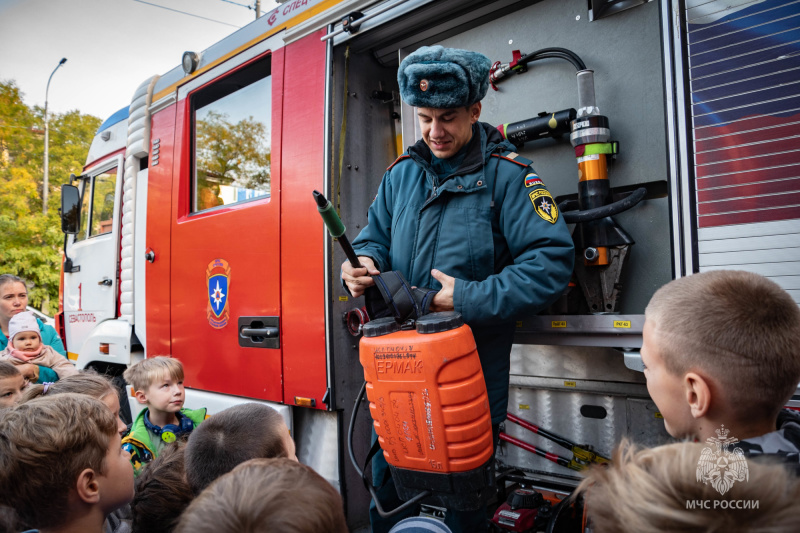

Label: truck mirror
[61,184,80,234]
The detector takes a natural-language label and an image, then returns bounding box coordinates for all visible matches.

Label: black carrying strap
[364,270,438,322]
[363,438,392,491]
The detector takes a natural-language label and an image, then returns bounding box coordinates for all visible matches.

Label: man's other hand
[430,269,455,311]
[342,257,380,298]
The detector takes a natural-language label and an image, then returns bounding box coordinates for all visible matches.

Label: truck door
[63,156,123,356]
[170,52,283,402]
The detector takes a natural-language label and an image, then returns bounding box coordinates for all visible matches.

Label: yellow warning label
[516,321,523,328]
[614,320,631,329]
[518,404,530,410]
[564,381,576,388]
[339,296,348,302]
[552,321,567,328]
[654,412,664,419]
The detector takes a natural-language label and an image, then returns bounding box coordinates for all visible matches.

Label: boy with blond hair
[122,356,206,474]
[641,270,800,465]
[0,393,135,533]
[576,439,800,533]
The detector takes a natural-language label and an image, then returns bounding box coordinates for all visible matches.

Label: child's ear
[684,371,711,419]
[134,389,148,405]
[75,468,101,504]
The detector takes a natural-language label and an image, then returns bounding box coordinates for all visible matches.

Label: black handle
[241,327,279,338]
[560,187,647,224]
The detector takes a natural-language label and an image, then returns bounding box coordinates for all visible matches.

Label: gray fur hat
[398,45,491,108]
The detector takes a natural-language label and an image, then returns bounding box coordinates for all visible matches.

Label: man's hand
[430,269,455,311]
[342,256,380,298]
[17,363,39,383]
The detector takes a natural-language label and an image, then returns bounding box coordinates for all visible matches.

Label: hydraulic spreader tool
[491,48,647,313]
[314,191,496,518]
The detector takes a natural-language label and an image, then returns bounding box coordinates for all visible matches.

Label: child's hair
[20,370,117,404]
[175,458,347,533]
[0,393,117,529]
[0,274,25,291]
[0,361,21,380]
[575,439,800,533]
[131,441,193,533]
[0,505,24,533]
[123,356,184,392]
[184,403,289,495]
[645,270,800,421]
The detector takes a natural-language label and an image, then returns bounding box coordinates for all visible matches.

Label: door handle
[241,327,279,337]
[98,278,112,286]
[238,316,280,349]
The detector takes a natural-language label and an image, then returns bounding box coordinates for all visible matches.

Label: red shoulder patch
[491,153,528,168]
[387,155,411,171]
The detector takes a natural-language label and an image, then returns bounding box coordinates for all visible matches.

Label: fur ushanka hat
[397,45,491,109]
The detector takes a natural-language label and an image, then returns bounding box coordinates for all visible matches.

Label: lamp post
[43,57,67,215]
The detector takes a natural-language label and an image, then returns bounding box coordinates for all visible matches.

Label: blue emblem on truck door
[206,259,231,329]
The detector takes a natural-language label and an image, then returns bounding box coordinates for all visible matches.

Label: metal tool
[500,413,610,472]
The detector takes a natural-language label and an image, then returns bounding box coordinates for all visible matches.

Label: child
[0,393,135,533]
[184,402,296,495]
[131,441,193,533]
[21,371,129,437]
[0,360,26,408]
[575,439,800,533]
[122,356,206,474]
[0,311,77,380]
[20,372,134,533]
[641,270,800,464]
[175,458,347,533]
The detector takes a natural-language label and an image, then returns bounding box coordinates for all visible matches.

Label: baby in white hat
[0,311,77,381]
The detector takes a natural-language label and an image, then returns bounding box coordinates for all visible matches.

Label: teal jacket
[352,122,574,423]
[122,407,207,476]
[0,318,66,383]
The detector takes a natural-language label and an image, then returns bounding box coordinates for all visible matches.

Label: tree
[195,110,271,210]
[0,80,100,313]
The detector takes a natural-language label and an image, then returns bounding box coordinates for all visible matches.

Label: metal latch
[238,316,280,349]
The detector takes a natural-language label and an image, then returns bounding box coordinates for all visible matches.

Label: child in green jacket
[122,356,206,475]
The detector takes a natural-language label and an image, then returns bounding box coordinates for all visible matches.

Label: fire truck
[57,0,800,529]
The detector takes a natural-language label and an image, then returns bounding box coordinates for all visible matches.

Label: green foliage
[0,80,101,314]
[195,110,271,210]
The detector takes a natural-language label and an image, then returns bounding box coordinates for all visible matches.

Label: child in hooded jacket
[0,311,77,381]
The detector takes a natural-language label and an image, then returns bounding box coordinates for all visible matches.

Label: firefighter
[341,45,574,532]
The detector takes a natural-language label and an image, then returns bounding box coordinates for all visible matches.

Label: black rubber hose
[561,187,647,224]
[348,380,431,518]
[518,47,587,71]
[348,381,368,479]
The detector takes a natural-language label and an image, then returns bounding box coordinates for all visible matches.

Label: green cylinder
[318,201,346,239]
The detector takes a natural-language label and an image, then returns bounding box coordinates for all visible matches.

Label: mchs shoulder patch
[529,189,558,224]
[525,173,544,188]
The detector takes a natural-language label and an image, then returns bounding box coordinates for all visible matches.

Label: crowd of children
[0,268,799,532]
[0,355,346,533]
